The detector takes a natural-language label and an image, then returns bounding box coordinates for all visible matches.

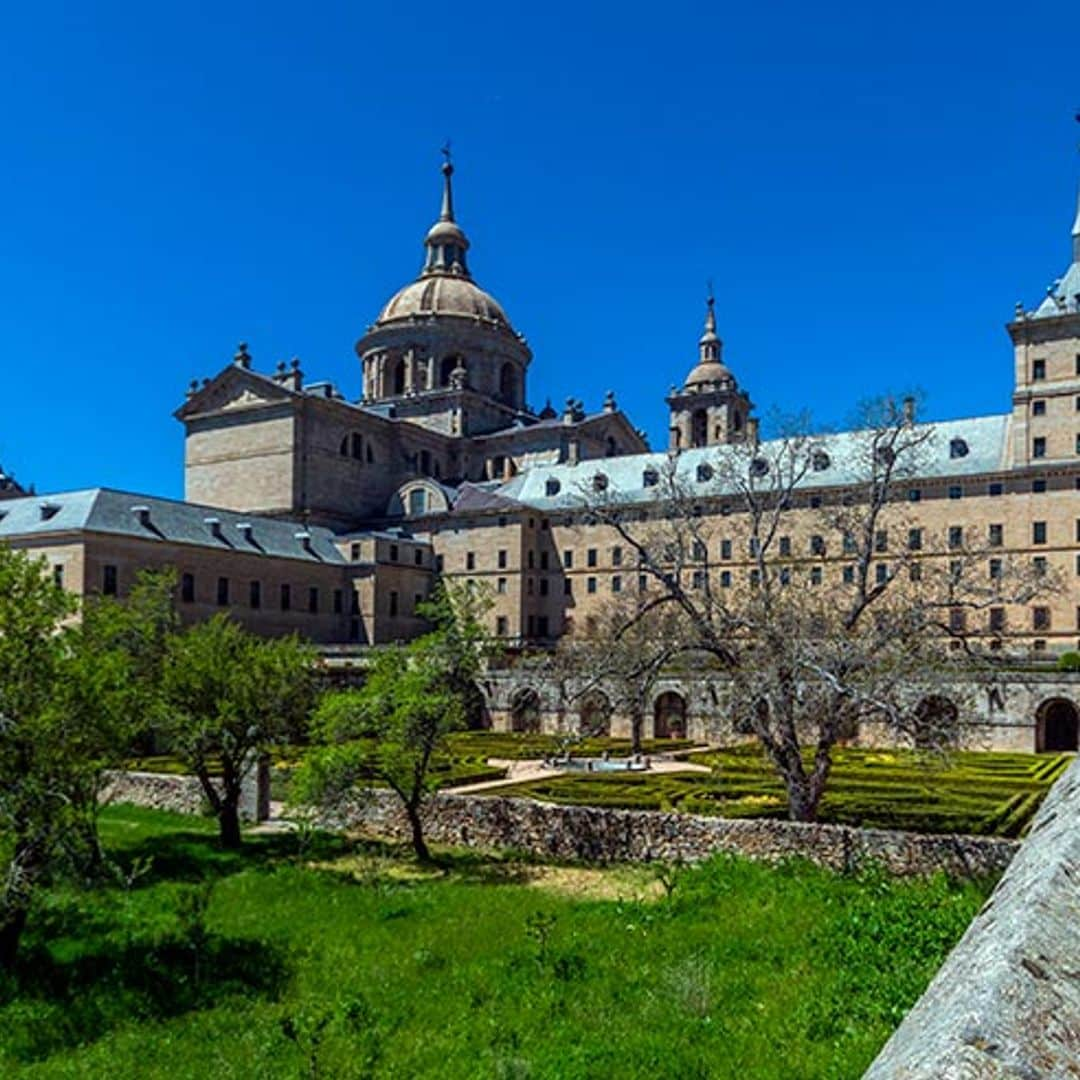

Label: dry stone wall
[318,789,1017,879]
[100,765,269,822]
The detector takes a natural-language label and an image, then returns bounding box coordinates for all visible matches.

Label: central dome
[376,275,511,327]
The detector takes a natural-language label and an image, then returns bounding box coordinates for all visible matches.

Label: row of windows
[1029,395,1080,415]
[349,541,427,566]
[177,571,345,615]
[1029,354,1080,381]
[1031,434,1080,458]
[493,615,553,639]
[338,432,375,464]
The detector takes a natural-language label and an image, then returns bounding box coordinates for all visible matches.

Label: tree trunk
[218,800,243,849]
[405,803,431,864]
[630,700,643,756]
[0,905,28,972]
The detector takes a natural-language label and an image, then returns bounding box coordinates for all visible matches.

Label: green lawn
[493,744,1073,837]
[0,806,990,1079]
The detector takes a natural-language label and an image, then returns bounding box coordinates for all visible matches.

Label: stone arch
[511,688,542,734]
[1035,698,1079,752]
[499,361,518,405]
[912,695,959,749]
[691,409,708,448]
[578,690,612,737]
[653,691,687,739]
[440,355,464,387]
[391,357,406,396]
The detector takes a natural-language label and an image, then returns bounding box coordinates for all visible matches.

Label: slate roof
[0,488,346,564]
[497,414,1011,509]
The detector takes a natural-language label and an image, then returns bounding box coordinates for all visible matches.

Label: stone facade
[317,787,1017,879]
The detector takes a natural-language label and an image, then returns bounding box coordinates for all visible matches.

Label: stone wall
[100,763,270,822]
[318,789,1017,879]
[864,754,1080,1078]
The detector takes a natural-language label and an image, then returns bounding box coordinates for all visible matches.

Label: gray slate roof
[496,414,1010,509]
[0,488,346,564]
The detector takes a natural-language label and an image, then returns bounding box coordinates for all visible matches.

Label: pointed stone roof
[1031,183,1080,319]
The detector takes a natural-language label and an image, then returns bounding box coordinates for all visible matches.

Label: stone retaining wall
[100,764,269,822]
[319,789,1018,879]
[864,754,1080,1078]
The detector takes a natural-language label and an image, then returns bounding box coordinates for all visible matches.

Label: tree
[579,397,1054,821]
[296,581,490,863]
[161,616,316,848]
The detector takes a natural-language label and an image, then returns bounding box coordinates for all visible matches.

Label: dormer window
[696,463,714,483]
[642,468,659,487]
[545,478,561,496]
[875,446,895,467]
[592,473,609,493]
[750,457,769,477]
[811,449,830,471]
[949,438,969,459]
[39,503,60,521]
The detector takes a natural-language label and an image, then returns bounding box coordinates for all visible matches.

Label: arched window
[339,435,349,457]
[366,444,374,464]
[811,449,830,471]
[592,473,609,493]
[691,409,708,448]
[407,488,427,516]
[351,433,363,461]
[500,362,517,404]
[545,478,561,496]
[750,457,769,477]
[653,692,687,739]
[440,355,463,387]
[579,691,612,737]
[392,359,406,396]
[949,438,969,459]
[1036,698,1079,752]
[511,688,541,734]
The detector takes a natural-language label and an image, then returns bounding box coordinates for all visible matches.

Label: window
[350,543,361,561]
[908,488,921,503]
[1076,395,1080,411]
[988,523,1003,547]
[988,482,1003,497]
[750,457,769,477]
[779,568,791,585]
[612,546,623,566]
[810,534,826,556]
[1076,519,1080,543]
[1032,400,1046,416]
[1033,521,1047,544]
[466,551,475,570]
[639,573,649,591]
[779,536,791,557]
[949,609,966,633]
[691,540,706,561]
[563,550,573,568]
[217,576,229,607]
[587,548,597,568]
[280,584,291,611]
[181,572,195,603]
[696,463,714,483]
[414,549,424,566]
[103,565,118,596]
[1075,433,1080,455]
[497,549,507,569]
[749,537,761,557]
[948,485,963,500]
[308,587,319,614]
[1033,556,1047,576]
[527,551,535,570]
[496,616,509,637]
[1032,478,1047,493]
[526,578,534,595]
[909,563,922,582]
[497,577,507,594]
[810,566,822,586]
[874,529,888,553]
[586,576,597,594]
[720,570,731,588]
[1033,437,1046,459]
[249,580,261,609]
[407,489,426,516]
[949,438,969,458]
[809,496,822,509]
[333,589,343,615]
[949,559,963,582]
[435,555,444,572]
[537,616,550,639]
[613,574,623,593]
[52,564,63,588]
[592,473,608,492]
[749,569,761,586]
[545,478,561,496]
[842,532,857,555]
[642,468,659,487]
[948,525,963,550]
[989,608,1005,633]
[389,591,399,616]
[1032,358,1046,380]
[875,563,888,584]
[564,578,572,596]
[907,528,922,551]
[1032,606,1051,631]
[540,551,549,570]
[842,565,855,584]
[539,577,549,597]
[387,544,398,562]
[988,558,1002,580]
[720,539,732,560]
[811,449,830,471]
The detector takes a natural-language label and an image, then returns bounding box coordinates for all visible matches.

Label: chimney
[902,396,916,426]
[130,505,152,528]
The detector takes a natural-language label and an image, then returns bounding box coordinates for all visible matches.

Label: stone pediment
[176,368,296,420]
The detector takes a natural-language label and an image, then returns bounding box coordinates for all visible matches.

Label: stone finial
[563,396,576,423]
[276,360,287,374]
[1014,301,1025,319]
[234,342,251,369]
[187,379,199,398]
[603,390,616,413]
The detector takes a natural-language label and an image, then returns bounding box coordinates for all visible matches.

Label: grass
[493,744,1073,837]
[0,805,991,1079]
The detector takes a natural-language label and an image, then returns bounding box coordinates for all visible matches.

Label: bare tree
[575,396,1054,821]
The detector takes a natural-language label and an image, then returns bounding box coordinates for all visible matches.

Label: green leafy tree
[296,582,491,863]
[161,615,316,848]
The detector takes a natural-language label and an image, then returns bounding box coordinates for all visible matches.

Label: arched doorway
[510,688,541,734]
[653,691,687,739]
[912,696,959,749]
[1036,698,1079,752]
[578,691,612,737]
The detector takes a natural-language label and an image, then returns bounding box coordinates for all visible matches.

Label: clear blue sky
[1,2,1078,498]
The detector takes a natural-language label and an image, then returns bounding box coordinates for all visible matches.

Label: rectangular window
[639,573,649,591]
[1033,521,1047,544]
[181,572,195,603]
[496,616,508,637]
[779,567,791,585]
[874,529,888,553]
[810,566,822,586]
[948,525,963,550]
[1033,358,1046,380]
[1033,556,1047,576]
[989,558,1002,580]
[350,542,361,561]
[842,565,855,584]
[333,589,343,615]
[1032,399,1046,416]
[907,528,922,551]
[415,594,422,613]
[875,563,888,584]
[540,551,549,571]
[1075,433,1080,455]
[497,549,507,569]
[1033,437,1046,458]
[414,549,424,566]
[217,576,229,607]
[539,577,549,596]
[720,570,731,588]
[526,578,534,595]
[586,576,597,594]
[611,546,623,566]
[537,616,549,639]
[720,539,732,560]
[909,563,922,582]
[842,532,857,555]
[1032,606,1051,631]
[389,544,399,562]
[1075,395,1080,411]
[103,564,118,596]
[389,591,399,616]
[810,534,826,556]
[691,540,706,561]
[809,496,822,509]
[564,578,572,596]
[281,584,291,611]
[308,587,318,614]
[989,607,1005,633]
[612,574,623,593]
[949,609,966,634]
[466,552,475,570]
[52,564,64,588]
[527,551,535,569]
[563,550,573,569]
[949,559,963,582]
[749,537,761,557]
[1032,478,1047,493]
[497,577,507,594]
[249,580,261,609]
[987,482,1003,498]
[779,536,791,557]
[988,523,1003,547]
[749,569,760,586]
[908,488,921,503]
[948,485,963,500]
[587,548,597,568]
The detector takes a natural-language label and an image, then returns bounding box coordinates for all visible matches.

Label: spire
[698,287,721,363]
[1072,181,1080,263]
[422,146,470,278]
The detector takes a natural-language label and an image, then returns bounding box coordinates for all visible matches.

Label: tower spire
[422,146,470,277]
[698,285,721,363]
[440,141,455,223]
